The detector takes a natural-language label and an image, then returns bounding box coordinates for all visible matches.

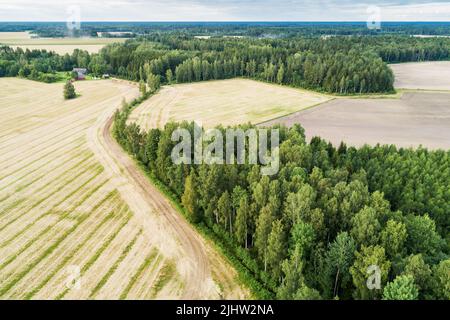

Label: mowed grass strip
[0,129,84,174]
[0,139,86,193]
[0,134,85,181]
[89,229,143,299]
[23,209,117,299]
[0,175,108,272]
[14,148,91,194]
[150,260,177,298]
[119,248,159,300]
[0,161,102,244]
[0,158,96,235]
[0,152,93,208]
[0,190,117,297]
[55,208,132,300]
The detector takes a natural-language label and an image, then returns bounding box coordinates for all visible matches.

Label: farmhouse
[73,68,87,80]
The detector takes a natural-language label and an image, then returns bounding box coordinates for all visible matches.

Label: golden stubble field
[129,79,332,129]
[0,32,126,54]
[0,78,245,300]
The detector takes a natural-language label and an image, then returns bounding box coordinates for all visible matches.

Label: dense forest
[100,34,450,94]
[88,34,450,94]
[2,27,450,93]
[112,98,449,300]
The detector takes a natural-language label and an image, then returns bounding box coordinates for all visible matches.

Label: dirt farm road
[88,103,246,299]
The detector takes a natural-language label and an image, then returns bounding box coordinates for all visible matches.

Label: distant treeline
[113,102,450,300]
[1,21,450,37]
[2,34,450,93]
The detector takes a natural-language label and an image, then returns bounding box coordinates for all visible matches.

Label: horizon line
[1,20,450,23]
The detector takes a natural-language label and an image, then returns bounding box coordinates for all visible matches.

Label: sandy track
[90,113,218,299]
[90,103,247,299]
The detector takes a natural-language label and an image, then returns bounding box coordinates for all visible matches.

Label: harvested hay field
[0,32,126,54]
[0,78,164,300]
[390,61,450,90]
[0,78,246,300]
[128,79,331,129]
[262,92,450,150]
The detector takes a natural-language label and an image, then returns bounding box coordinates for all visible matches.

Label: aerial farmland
[0,15,449,305]
[0,78,245,299]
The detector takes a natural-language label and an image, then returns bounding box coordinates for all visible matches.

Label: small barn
[72,68,87,80]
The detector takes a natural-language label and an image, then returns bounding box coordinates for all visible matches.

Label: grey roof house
[72,68,87,80]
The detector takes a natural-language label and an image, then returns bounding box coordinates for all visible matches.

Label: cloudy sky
[0,0,449,21]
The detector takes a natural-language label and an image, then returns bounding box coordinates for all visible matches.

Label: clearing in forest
[0,78,245,299]
[128,79,332,129]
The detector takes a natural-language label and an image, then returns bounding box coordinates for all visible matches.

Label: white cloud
[380,2,450,21]
[0,0,448,21]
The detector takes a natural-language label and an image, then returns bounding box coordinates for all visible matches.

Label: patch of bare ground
[390,61,450,91]
[262,92,450,150]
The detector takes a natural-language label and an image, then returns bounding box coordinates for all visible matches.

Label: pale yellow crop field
[0,78,185,299]
[0,78,246,300]
[0,32,34,40]
[0,32,126,54]
[129,79,332,129]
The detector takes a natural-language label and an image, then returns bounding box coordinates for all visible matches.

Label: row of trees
[113,106,449,299]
